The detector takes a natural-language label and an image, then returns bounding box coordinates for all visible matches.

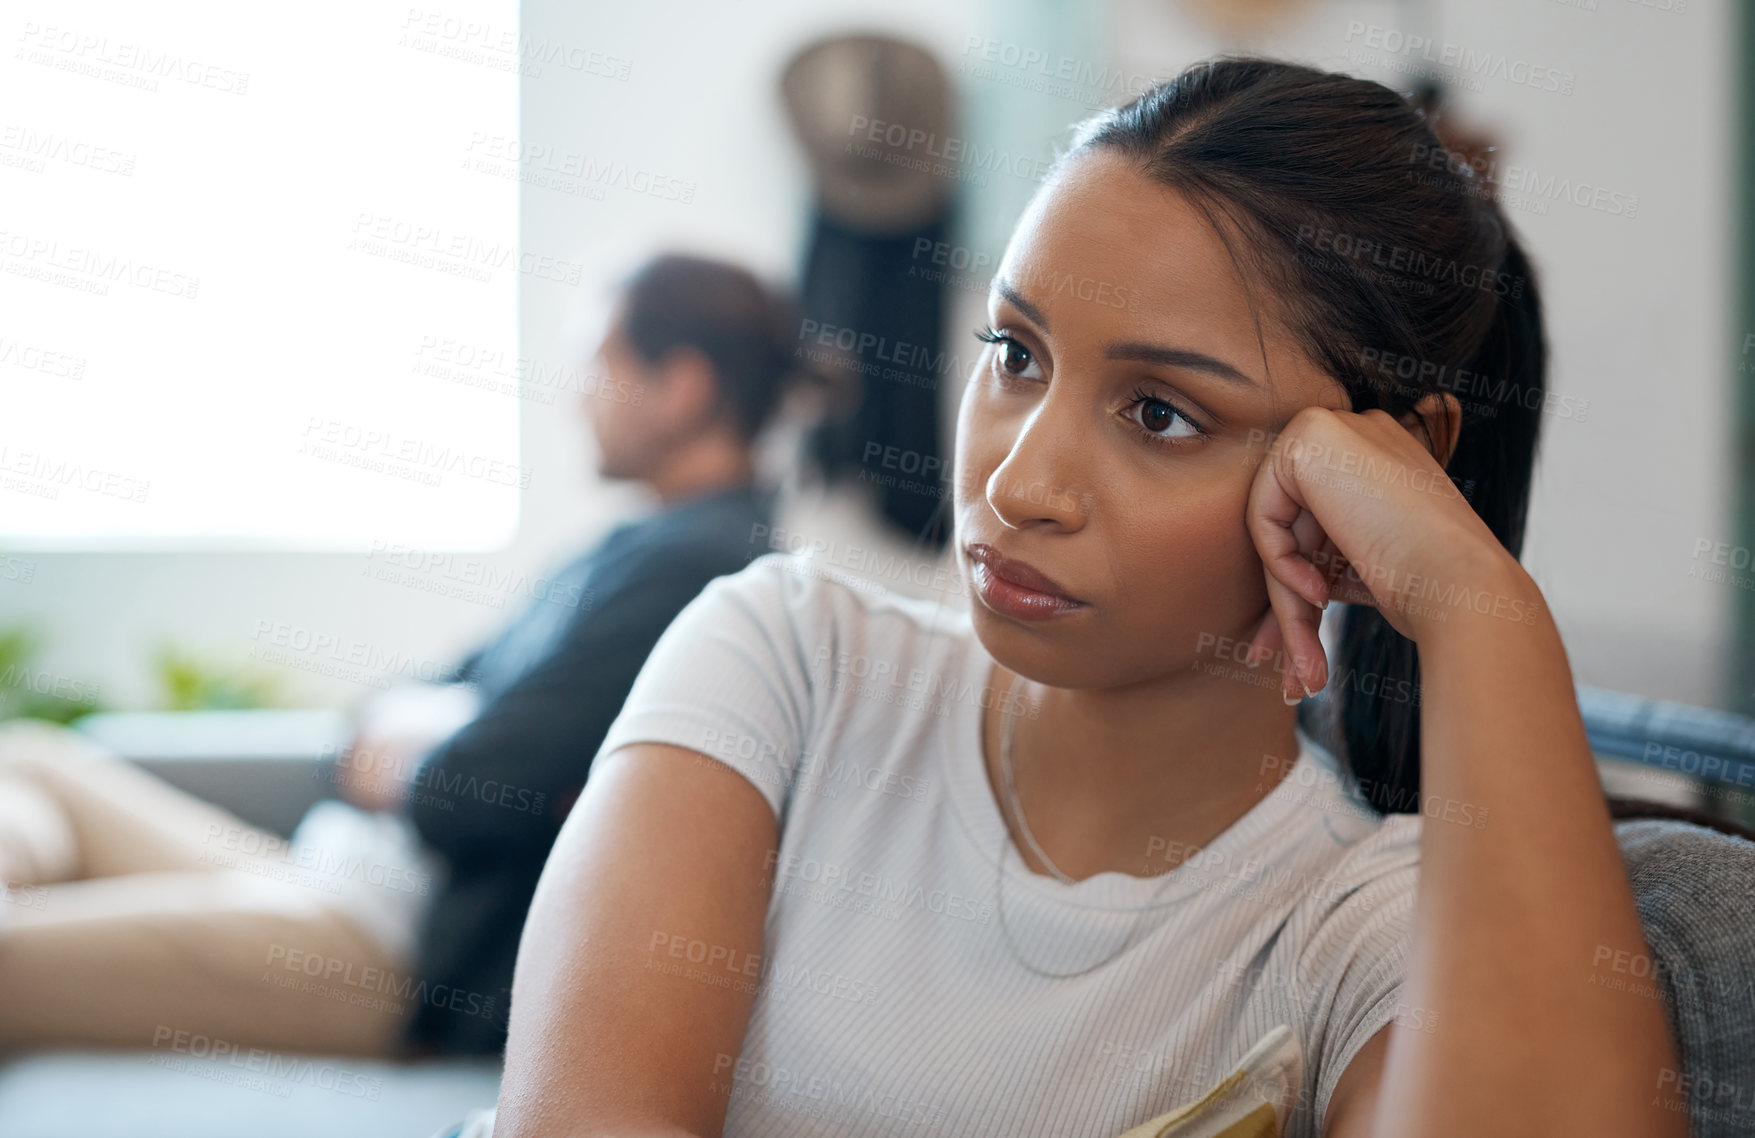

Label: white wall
[3,0,1736,712]
[0,0,1035,712]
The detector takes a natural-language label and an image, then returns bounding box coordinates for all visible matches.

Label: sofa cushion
[0,1049,500,1138]
[1616,818,1755,1137]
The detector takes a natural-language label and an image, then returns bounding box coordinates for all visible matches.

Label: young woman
[492,58,1686,1138]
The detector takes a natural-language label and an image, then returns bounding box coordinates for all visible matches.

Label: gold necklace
[999,672,1077,885]
[991,671,1179,978]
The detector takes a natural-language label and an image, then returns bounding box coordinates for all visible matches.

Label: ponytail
[760,282,839,405]
[1331,230,1547,813]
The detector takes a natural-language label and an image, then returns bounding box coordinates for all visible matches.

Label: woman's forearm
[1369,555,1686,1137]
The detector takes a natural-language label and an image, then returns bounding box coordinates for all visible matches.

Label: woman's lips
[965,543,1087,621]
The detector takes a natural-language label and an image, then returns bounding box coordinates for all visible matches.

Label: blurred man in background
[0,253,814,1059]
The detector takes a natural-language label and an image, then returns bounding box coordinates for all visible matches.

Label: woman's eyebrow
[994,279,1051,331]
[1104,342,1259,388]
[993,276,1259,388]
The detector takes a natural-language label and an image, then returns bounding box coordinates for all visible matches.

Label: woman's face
[954,148,1349,689]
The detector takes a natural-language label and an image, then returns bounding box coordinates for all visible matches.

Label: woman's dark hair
[617,253,821,444]
[1056,57,1544,816]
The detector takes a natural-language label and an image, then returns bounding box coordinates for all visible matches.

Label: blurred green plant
[0,625,104,724]
[153,644,286,711]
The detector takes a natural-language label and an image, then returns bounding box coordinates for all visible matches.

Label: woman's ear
[1398,392,1463,468]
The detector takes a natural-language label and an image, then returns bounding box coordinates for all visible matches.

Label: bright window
[1,0,521,549]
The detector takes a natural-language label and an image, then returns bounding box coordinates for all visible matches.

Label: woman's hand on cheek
[1243,404,1532,702]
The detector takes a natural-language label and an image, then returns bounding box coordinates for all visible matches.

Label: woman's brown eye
[1000,342,1031,373]
[1140,399,1173,431]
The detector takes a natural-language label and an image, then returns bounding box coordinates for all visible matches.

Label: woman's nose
[985,400,1092,532]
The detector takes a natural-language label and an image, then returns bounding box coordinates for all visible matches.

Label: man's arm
[407,551,743,865]
[335,682,482,812]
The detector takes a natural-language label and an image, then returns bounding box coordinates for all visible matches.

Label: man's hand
[335,683,481,811]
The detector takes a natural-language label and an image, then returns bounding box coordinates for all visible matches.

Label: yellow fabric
[1115,1101,1279,1138]
[1111,1025,1301,1138]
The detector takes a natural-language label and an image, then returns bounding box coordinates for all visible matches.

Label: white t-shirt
[596,551,1424,1138]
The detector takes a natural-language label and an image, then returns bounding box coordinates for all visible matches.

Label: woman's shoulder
[1272,736,1426,899]
[616,550,976,821]
[711,550,974,651]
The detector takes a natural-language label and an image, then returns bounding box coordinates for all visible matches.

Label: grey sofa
[1618,818,1755,1136]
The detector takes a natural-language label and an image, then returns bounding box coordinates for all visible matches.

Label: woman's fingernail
[1282,687,1303,706]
